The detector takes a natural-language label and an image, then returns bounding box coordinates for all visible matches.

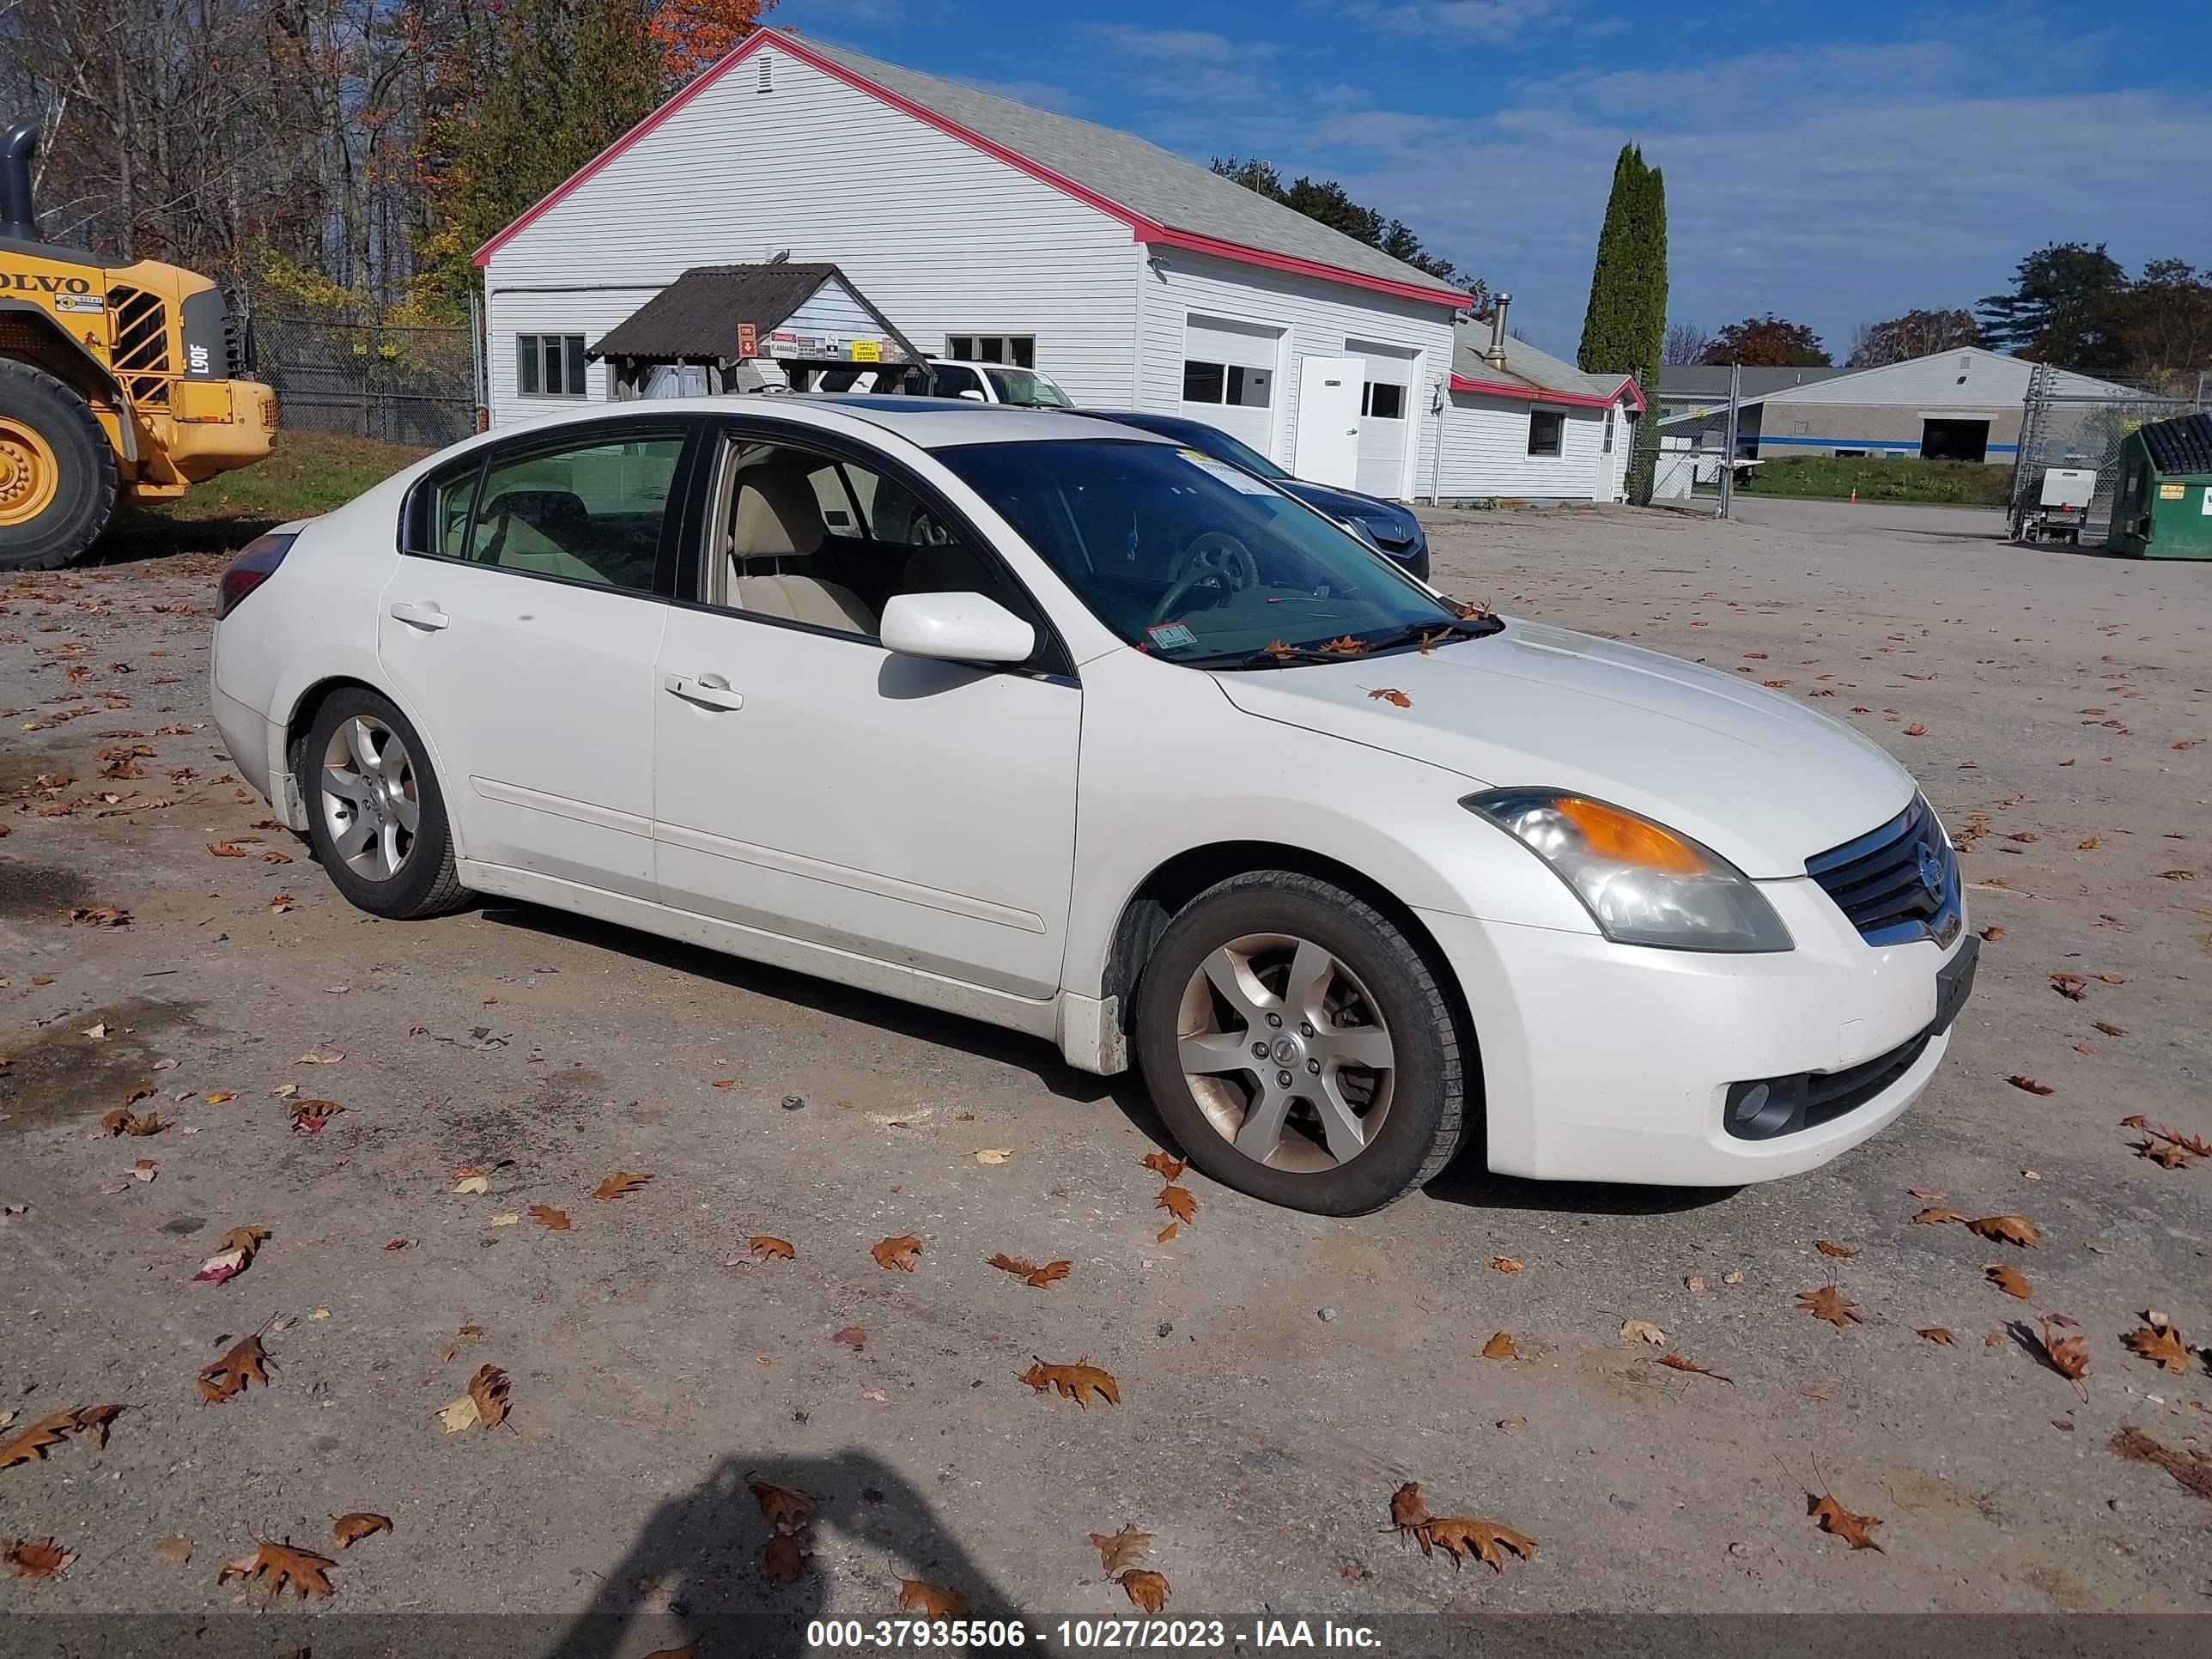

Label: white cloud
[1088,25,1277,61]
[1345,1,1572,41]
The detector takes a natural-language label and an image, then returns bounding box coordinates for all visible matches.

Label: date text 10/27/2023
[806,1619,1382,1650]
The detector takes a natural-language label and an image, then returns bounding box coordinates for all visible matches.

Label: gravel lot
[2,496,2209,1644]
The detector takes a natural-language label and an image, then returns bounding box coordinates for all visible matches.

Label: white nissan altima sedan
[209,396,1975,1215]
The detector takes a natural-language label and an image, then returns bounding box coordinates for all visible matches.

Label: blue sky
[779,1,2212,361]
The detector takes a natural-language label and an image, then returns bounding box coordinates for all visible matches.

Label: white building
[476,27,1637,505]
[1435,312,1640,503]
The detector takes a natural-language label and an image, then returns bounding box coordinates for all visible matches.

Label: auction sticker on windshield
[1145,621,1199,650]
[1178,449,1274,494]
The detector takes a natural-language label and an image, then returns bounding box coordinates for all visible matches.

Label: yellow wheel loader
[0,118,276,570]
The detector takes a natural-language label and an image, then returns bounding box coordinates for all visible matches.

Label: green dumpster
[2108,411,2212,559]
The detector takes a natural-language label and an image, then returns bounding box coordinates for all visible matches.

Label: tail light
[216,531,297,619]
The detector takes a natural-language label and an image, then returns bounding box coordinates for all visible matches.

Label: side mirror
[879,591,1035,665]
[957,387,987,403]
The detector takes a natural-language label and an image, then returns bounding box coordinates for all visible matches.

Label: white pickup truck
[907,358,1074,408]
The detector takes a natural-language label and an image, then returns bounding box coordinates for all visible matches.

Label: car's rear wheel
[1133,872,1468,1215]
[300,687,469,920]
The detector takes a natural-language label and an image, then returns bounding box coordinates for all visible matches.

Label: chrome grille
[1806,796,1960,946]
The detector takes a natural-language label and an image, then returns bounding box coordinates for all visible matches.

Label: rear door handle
[388,600,449,631]
[663,672,744,711]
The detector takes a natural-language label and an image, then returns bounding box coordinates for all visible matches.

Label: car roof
[483,394,1170,453]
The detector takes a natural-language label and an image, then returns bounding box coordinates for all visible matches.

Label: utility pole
[1717,362,1742,520]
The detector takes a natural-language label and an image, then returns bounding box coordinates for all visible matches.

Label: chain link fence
[257,314,477,448]
[2009,365,2208,542]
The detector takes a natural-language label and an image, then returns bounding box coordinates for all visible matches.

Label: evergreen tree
[1578,144,1667,501]
[1976,243,2127,373]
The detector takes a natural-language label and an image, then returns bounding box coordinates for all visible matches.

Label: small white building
[476,27,1638,507]
[1433,312,1641,503]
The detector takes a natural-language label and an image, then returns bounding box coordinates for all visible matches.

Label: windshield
[935,439,1466,664]
[985,367,1073,408]
[1178,422,1289,480]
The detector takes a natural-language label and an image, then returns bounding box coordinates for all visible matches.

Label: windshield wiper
[1359,617,1504,654]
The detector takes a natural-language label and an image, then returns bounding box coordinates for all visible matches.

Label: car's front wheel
[1133,872,1470,1215]
[300,687,469,921]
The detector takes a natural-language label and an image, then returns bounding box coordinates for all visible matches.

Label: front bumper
[1417,875,1971,1186]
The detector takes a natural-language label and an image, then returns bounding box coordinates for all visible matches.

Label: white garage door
[1348,340,1416,498]
[1180,315,1282,457]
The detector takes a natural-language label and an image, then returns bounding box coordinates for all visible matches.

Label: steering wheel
[906,507,955,548]
[1148,532,1259,625]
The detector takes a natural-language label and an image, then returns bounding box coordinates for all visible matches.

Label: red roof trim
[477,29,1469,309]
[1450,372,1621,410]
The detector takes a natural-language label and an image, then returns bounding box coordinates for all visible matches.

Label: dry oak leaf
[1140,1152,1187,1181]
[1797,1286,1863,1329]
[2007,1075,2055,1096]
[2109,1426,2212,1503]
[898,1581,970,1619]
[453,1175,490,1196]
[1482,1331,1518,1360]
[289,1099,342,1133]
[2038,1316,2090,1381]
[1815,1240,1857,1258]
[100,1108,164,1137]
[1808,1492,1884,1552]
[1978,927,2006,942]
[988,1253,1071,1289]
[1656,1352,1734,1384]
[1118,1568,1171,1612]
[2122,1318,2194,1375]
[593,1171,651,1200]
[1918,1328,1956,1346]
[1366,687,1413,708]
[1620,1318,1667,1346]
[1091,1522,1153,1574]
[761,1533,807,1585]
[1492,1257,1524,1273]
[749,1481,816,1534]
[1420,1517,1537,1574]
[527,1204,572,1231]
[2051,971,2087,1001]
[194,1224,270,1284]
[4,1537,74,1578]
[1156,1184,1197,1226]
[1986,1264,2033,1300]
[1022,1359,1121,1407]
[68,906,128,927]
[1903,723,1927,737]
[746,1235,795,1261]
[198,1333,272,1403]
[70,1404,124,1448]
[1966,1214,2041,1247]
[1913,1207,1966,1225]
[872,1234,924,1272]
[154,1536,192,1565]
[466,1364,510,1428]
[331,1513,392,1549]
[0,1413,77,1469]
[216,1539,335,1600]
[1389,1482,1431,1543]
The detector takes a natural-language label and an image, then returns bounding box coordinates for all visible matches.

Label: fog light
[1730,1083,1770,1124]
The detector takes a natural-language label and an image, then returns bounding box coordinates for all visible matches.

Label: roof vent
[757,54,773,94]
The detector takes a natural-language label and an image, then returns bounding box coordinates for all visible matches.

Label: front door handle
[663,672,744,711]
[389,600,450,631]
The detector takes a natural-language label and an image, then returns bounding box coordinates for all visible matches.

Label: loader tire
[0,357,117,571]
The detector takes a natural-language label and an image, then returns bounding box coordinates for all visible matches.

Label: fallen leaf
[746,1235,794,1261]
[2093,1021,2125,1037]
[527,1205,572,1231]
[1118,1567,1170,1610]
[1155,1219,1178,1243]
[2007,1075,2054,1096]
[1091,1522,1153,1573]
[1366,687,1413,708]
[2156,869,2196,881]
[1986,1264,2033,1299]
[0,1413,76,1469]
[2110,1426,2212,1502]
[1903,722,1926,736]
[872,1234,923,1271]
[1967,1213,2041,1246]
[466,1364,510,1428]
[1022,1358,1121,1407]
[4,1537,74,1578]
[1978,927,2005,942]
[1815,1240,1857,1258]
[453,1176,489,1196]
[1141,1152,1187,1181]
[290,1099,342,1133]
[1482,1331,1517,1359]
[1918,1328,1955,1346]
[2007,831,2039,843]
[155,1536,192,1565]
[2051,971,2087,1001]
[1620,1318,1667,1345]
[1796,1286,1863,1329]
[490,1212,520,1226]
[1420,1517,1537,1573]
[331,1514,391,1548]
[198,1333,272,1403]
[593,1171,651,1200]
[204,1091,235,1105]
[974,1148,1012,1165]
[1156,1185,1196,1226]
[750,1481,815,1534]
[1913,1207,1966,1225]
[833,1327,867,1351]
[988,1252,1072,1289]
[1722,1270,1744,1285]
[761,1534,806,1584]
[1656,1352,1734,1383]
[1492,1257,1523,1273]
[68,906,128,927]
[437,1395,481,1434]
[898,1580,971,1618]
[193,1224,270,1285]
[99,1107,164,1137]
[216,1539,335,1599]
[2123,1318,2195,1375]
[711,1079,736,1090]
[294,1051,343,1066]
[1808,1491,1884,1552]
[2037,1316,2090,1381]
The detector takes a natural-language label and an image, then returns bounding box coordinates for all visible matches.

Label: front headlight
[1463,788,1793,952]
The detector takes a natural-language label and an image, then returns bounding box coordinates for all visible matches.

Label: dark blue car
[1078,409,1430,583]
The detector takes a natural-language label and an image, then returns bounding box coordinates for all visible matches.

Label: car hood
[1209,618,1916,877]
[1281,480,1419,538]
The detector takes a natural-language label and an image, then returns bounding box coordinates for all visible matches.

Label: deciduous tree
[1846,307,1981,368]
[1701,313,1830,367]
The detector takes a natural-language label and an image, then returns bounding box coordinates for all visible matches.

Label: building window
[1182,361,1272,407]
[945,335,1035,368]
[1602,407,1616,453]
[1359,382,1405,420]
[1528,408,1565,457]
[517,334,587,398]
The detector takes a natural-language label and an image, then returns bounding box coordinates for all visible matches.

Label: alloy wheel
[319,714,420,881]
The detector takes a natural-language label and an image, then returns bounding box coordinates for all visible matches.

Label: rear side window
[402,455,482,557]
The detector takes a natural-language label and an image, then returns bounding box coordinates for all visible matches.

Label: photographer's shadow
[543,1449,1020,1659]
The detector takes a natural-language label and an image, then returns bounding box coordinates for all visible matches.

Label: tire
[1133,872,1469,1215]
[298,687,470,921]
[0,358,118,571]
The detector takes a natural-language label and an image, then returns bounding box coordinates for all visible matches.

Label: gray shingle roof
[781,30,1468,305]
[1656,365,1848,400]
[1450,315,1622,399]
[587,262,918,364]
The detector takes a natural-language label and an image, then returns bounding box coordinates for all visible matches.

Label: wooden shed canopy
[587,262,919,367]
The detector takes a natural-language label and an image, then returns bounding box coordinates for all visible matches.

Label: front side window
[927,364,986,400]
[464,428,684,591]
[516,333,588,398]
[933,439,1471,666]
[982,366,1071,408]
[1528,408,1565,457]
